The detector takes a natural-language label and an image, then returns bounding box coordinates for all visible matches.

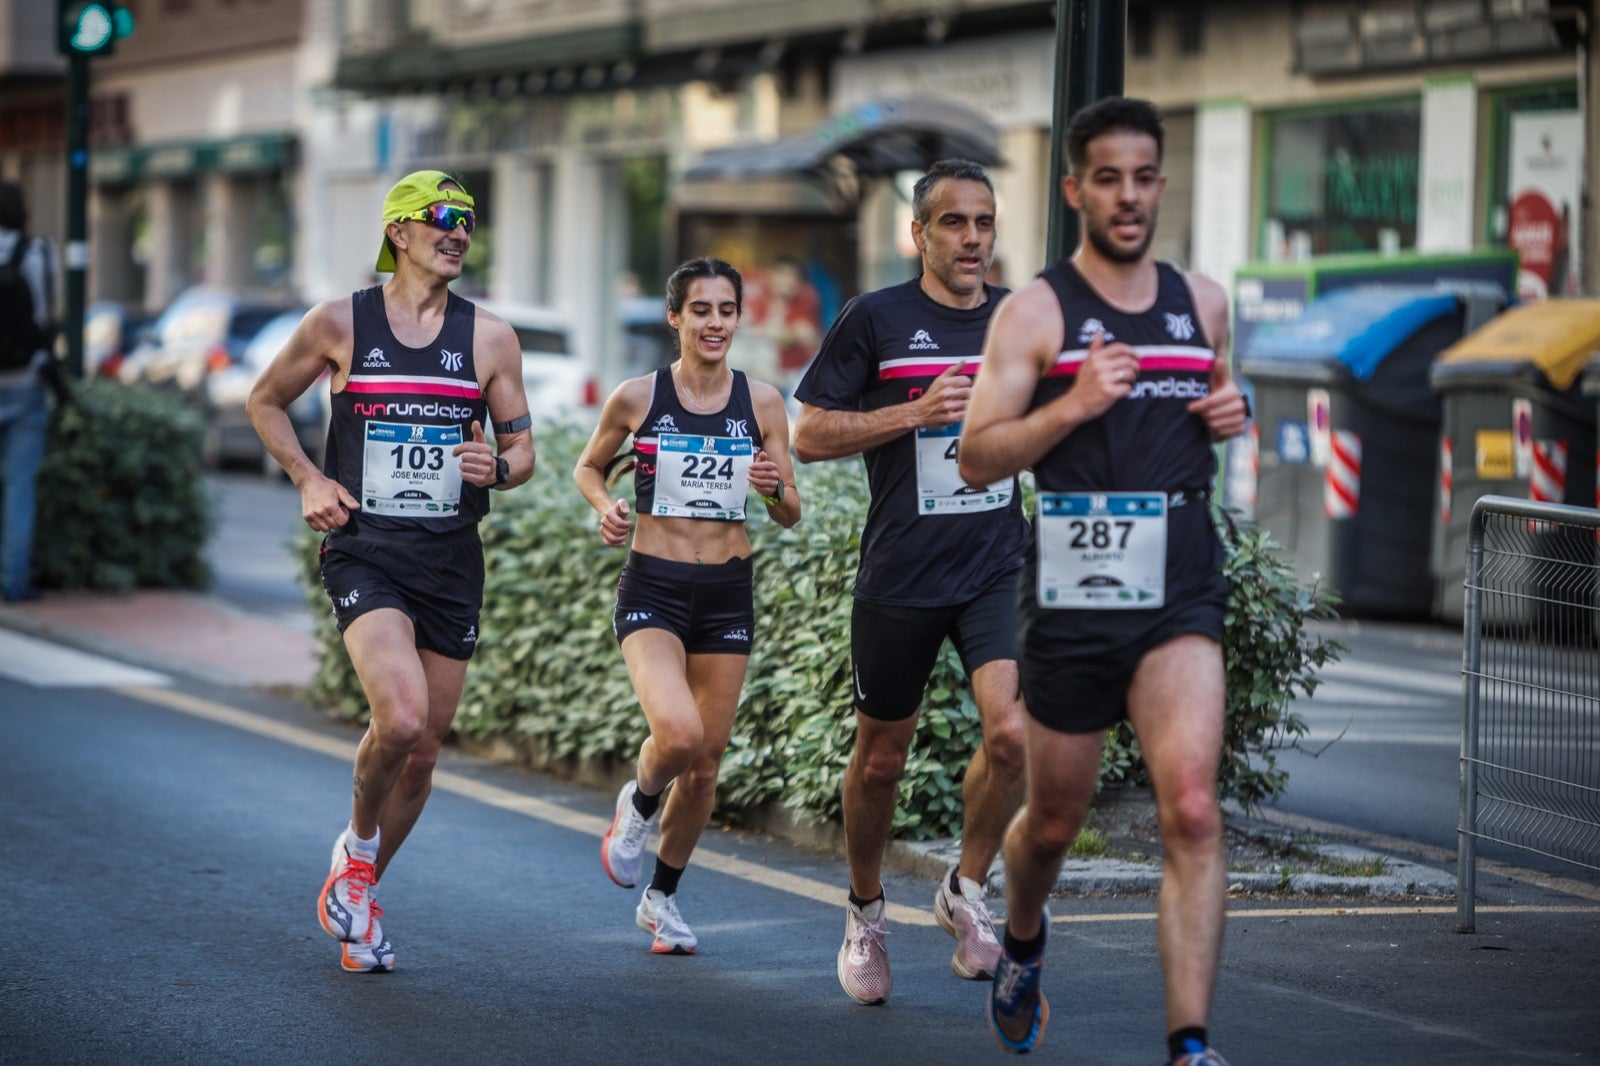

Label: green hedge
[15,379,212,591]
[296,421,1342,838]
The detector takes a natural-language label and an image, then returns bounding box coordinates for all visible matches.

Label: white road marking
[0,629,170,688]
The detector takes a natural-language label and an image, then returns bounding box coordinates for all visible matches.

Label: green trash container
[1239,287,1493,617]
[1430,299,1600,626]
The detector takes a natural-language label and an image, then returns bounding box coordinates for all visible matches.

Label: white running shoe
[319,829,377,943]
[636,888,698,954]
[601,781,657,889]
[837,896,891,1005]
[340,889,396,973]
[934,867,1002,979]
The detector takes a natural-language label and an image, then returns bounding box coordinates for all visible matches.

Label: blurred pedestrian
[0,180,58,604]
[573,256,800,954]
[959,97,1248,1063]
[792,158,1027,1005]
[248,170,535,973]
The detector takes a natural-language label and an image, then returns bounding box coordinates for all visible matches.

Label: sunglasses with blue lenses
[399,202,476,234]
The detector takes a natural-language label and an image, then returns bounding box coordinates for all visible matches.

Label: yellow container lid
[1436,299,1600,391]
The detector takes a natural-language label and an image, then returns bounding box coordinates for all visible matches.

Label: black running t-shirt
[323,286,490,538]
[794,278,1027,607]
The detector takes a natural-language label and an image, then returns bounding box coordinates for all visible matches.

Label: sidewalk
[0,588,320,690]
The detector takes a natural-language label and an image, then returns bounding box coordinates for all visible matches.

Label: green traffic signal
[58,1,132,57]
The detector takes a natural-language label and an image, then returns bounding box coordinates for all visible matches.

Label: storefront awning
[683,97,1004,182]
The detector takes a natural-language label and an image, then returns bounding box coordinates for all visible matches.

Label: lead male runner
[959,97,1247,1062]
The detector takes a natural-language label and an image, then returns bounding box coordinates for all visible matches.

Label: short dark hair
[665,257,743,315]
[912,159,994,227]
[0,180,26,232]
[1063,97,1165,175]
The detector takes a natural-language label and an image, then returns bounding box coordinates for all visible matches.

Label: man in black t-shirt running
[793,159,1027,1006]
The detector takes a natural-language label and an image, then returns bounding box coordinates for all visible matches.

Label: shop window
[1262,100,1420,259]
[1486,83,1580,300]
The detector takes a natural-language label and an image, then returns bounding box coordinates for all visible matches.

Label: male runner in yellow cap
[249,170,535,973]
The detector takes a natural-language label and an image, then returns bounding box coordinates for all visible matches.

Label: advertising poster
[1506,110,1582,301]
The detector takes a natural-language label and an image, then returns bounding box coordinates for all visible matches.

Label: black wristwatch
[492,455,510,488]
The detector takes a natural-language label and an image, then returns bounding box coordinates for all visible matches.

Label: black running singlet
[632,365,764,523]
[1025,259,1221,607]
[1031,260,1217,494]
[323,286,490,538]
[794,278,1027,608]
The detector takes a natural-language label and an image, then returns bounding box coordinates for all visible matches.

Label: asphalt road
[2,649,1598,1064]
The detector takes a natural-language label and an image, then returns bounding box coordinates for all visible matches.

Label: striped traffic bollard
[1527,438,1568,534]
[1324,429,1362,519]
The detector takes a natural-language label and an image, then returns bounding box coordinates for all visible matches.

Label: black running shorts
[612,552,755,655]
[319,528,485,661]
[1017,572,1227,734]
[850,569,1021,722]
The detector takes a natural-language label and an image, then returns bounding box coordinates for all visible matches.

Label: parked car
[83,301,157,379]
[619,295,674,376]
[477,301,599,423]
[201,306,323,476]
[118,287,299,402]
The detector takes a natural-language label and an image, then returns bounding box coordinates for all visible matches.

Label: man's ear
[1061,173,1081,212]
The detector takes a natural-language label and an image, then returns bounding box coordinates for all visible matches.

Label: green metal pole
[1045,0,1128,266]
[64,50,90,378]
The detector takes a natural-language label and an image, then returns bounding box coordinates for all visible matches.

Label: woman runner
[574,257,801,953]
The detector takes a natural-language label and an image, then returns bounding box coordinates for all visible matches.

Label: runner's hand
[1188,370,1249,441]
[748,449,782,499]
[599,498,632,548]
[915,362,973,428]
[301,473,360,532]
[453,420,497,486]
[1071,331,1139,420]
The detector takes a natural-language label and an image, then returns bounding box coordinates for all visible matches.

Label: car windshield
[512,325,569,356]
[242,311,306,368]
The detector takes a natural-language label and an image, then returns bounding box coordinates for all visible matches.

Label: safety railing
[1457,495,1600,932]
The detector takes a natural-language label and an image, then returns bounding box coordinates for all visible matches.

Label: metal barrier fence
[1458,495,1600,932]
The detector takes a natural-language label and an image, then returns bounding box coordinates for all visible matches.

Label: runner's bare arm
[247,299,362,531]
[960,282,1100,485]
[792,362,973,463]
[1181,272,1248,442]
[573,376,651,547]
[749,380,801,528]
[466,311,535,488]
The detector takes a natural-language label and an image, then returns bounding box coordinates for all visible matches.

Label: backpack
[0,236,49,372]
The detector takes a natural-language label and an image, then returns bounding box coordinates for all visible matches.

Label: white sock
[345,824,380,863]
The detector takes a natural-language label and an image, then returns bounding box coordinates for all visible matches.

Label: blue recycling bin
[1238,286,1499,617]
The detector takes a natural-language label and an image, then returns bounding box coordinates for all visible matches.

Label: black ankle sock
[631,784,661,819]
[847,888,884,911]
[1003,921,1047,961]
[1167,1027,1208,1059]
[648,859,684,896]
[949,868,963,894]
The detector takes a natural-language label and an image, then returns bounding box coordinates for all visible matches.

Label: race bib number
[653,433,754,520]
[361,421,464,517]
[915,424,1012,515]
[1036,492,1166,609]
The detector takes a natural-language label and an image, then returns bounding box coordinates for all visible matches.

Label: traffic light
[58,1,134,58]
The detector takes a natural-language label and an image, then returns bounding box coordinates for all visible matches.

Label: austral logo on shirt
[908,329,940,351]
[1164,313,1196,341]
[363,348,391,368]
[651,414,679,435]
[440,349,464,373]
[1078,318,1114,344]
